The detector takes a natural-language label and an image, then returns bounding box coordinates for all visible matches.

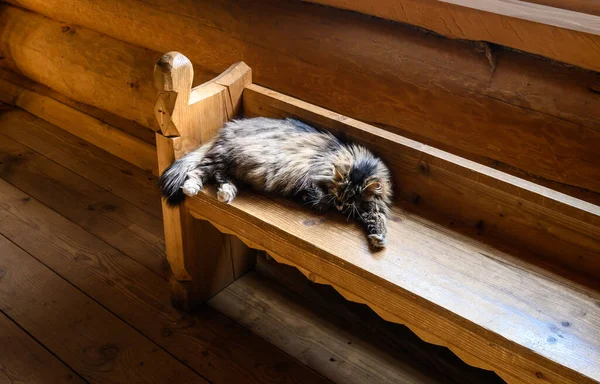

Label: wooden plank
[304,0,600,70]
[0,235,206,384]
[0,311,86,384]
[0,68,156,145]
[211,272,452,384]
[244,85,600,284]
[254,255,504,384]
[3,3,600,200]
[0,130,169,279]
[16,89,159,175]
[0,179,331,384]
[0,109,162,219]
[186,186,600,384]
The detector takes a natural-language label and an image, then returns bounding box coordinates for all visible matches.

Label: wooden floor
[0,106,504,384]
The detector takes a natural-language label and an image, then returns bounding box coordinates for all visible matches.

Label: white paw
[217,183,237,204]
[368,234,386,249]
[182,180,202,197]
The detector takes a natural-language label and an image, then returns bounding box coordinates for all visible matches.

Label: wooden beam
[304,0,600,71]
[0,68,156,145]
[3,2,600,202]
[0,6,214,132]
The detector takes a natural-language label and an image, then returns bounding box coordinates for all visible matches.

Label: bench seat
[187,187,599,384]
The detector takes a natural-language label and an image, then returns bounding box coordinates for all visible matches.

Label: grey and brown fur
[159,117,392,248]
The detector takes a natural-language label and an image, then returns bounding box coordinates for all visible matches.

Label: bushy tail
[158,141,213,206]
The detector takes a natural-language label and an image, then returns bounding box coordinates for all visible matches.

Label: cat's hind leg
[214,170,238,204]
[182,168,205,197]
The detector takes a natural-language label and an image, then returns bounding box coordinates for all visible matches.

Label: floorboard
[0,132,169,279]
[0,235,206,384]
[0,109,161,219]
[0,311,86,384]
[0,177,329,384]
[211,271,448,384]
[0,107,509,383]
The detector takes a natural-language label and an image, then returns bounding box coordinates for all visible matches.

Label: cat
[159,117,393,248]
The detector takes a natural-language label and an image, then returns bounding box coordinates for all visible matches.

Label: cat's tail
[158,140,214,206]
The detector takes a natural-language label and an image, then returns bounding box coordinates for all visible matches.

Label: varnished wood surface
[187,185,600,383]
[0,312,86,384]
[0,109,162,219]
[0,234,206,384]
[253,255,504,384]
[244,85,600,284]
[211,271,463,384]
[0,131,169,279]
[3,2,600,201]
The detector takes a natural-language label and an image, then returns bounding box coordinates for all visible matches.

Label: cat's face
[329,163,388,214]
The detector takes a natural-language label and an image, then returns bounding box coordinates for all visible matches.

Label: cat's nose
[336,204,343,211]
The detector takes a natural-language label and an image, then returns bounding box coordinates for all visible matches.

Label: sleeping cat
[159,117,392,248]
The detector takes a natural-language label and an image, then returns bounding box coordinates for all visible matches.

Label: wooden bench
[153,52,600,384]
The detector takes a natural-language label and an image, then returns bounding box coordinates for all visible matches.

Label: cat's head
[328,155,392,213]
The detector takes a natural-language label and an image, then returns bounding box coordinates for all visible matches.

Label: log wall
[1,0,599,205]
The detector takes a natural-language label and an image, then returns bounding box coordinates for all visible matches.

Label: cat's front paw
[182,180,202,197]
[367,234,386,249]
[217,183,237,204]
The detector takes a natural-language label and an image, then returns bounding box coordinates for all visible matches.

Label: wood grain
[0,130,169,279]
[3,2,600,199]
[211,272,450,384]
[0,6,212,131]
[0,311,86,384]
[244,85,600,283]
[187,185,600,384]
[304,0,600,70]
[0,109,162,219]
[15,89,158,175]
[0,235,206,384]
[254,255,504,384]
[0,68,156,145]
[0,179,330,384]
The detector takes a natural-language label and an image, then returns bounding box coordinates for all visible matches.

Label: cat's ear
[333,165,346,181]
[363,180,383,196]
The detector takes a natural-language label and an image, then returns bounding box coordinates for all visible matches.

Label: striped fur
[159,117,392,248]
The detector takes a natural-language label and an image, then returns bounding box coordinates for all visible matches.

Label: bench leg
[156,134,255,311]
[164,206,255,311]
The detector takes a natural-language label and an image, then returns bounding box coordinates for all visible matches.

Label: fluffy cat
[159,117,392,248]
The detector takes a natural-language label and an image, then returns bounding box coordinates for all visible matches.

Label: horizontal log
[3,1,600,203]
[305,0,600,71]
[0,68,156,145]
[0,76,158,174]
[0,6,214,132]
